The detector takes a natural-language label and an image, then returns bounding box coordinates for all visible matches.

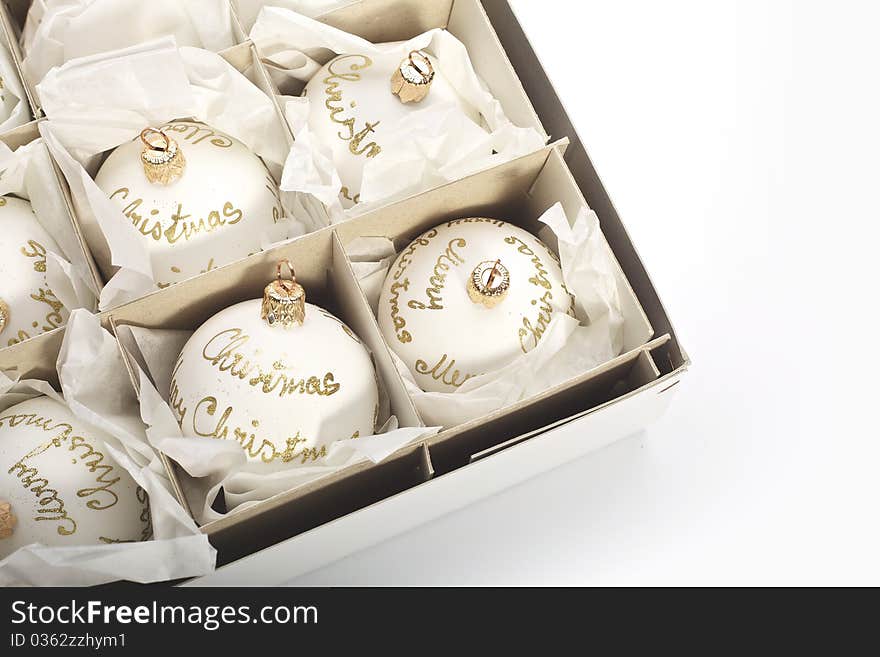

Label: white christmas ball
[378,219,574,393]
[304,49,480,209]
[0,396,150,560]
[94,120,284,288]
[0,196,70,348]
[171,299,379,470]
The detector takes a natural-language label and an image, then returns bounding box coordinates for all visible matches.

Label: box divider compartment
[527,147,654,351]
[242,0,560,215]
[103,228,339,526]
[44,40,295,292]
[101,223,435,563]
[435,337,669,472]
[333,132,658,481]
[467,347,664,464]
[243,0,547,140]
[108,315,195,517]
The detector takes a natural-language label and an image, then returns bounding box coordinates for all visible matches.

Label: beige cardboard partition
[0,324,63,383]
[0,0,37,134]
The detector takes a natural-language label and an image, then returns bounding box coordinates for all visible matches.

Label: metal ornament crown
[140,127,186,185]
[261,260,306,328]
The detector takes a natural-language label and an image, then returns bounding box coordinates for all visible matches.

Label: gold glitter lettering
[408,238,467,311]
[110,188,245,246]
[322,55,382,158]
[20,239,48,273]
[414,354,475,389]
[160,122,233,148]
[187,396,331,465]
[198,328,340,397]
[0,410,149,538]
[388,279,412,344]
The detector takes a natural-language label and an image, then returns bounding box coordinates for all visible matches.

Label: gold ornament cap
[140,127,186,185]
[0,501,15,540]
[467,259,510,309]
[0,298,9,336]
[262,259,306,328]
[391,50,435,104]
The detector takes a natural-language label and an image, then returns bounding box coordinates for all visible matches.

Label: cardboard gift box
[0,0,688,585]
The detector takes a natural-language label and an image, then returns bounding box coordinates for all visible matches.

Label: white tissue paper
[0,310,216,586]
[0,38,31,133]
[21,0,238,90]
[250,6,547,223]
[234,0,354,31]
[350,202,626,428]
[35,37,309,310]
[0,138,97,315]
[118,323,438,524]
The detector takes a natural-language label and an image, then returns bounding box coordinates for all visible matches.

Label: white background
[290,0,880,585]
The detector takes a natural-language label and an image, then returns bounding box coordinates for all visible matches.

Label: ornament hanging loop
[0,501,15,540]
[140,126,186,185]
[391,50,435,104]
[407,51,433,78]
[263,259,307,328]
[486,260,502,289]
[276,259,297,290]
[140,127,171,152]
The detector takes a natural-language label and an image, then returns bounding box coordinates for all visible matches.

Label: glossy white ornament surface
[0,196,69,347]
[0,396,150,560]
[304,50,479,208]
[171,299,379,470]
[94,120,284,288]
[378,219,574,393]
